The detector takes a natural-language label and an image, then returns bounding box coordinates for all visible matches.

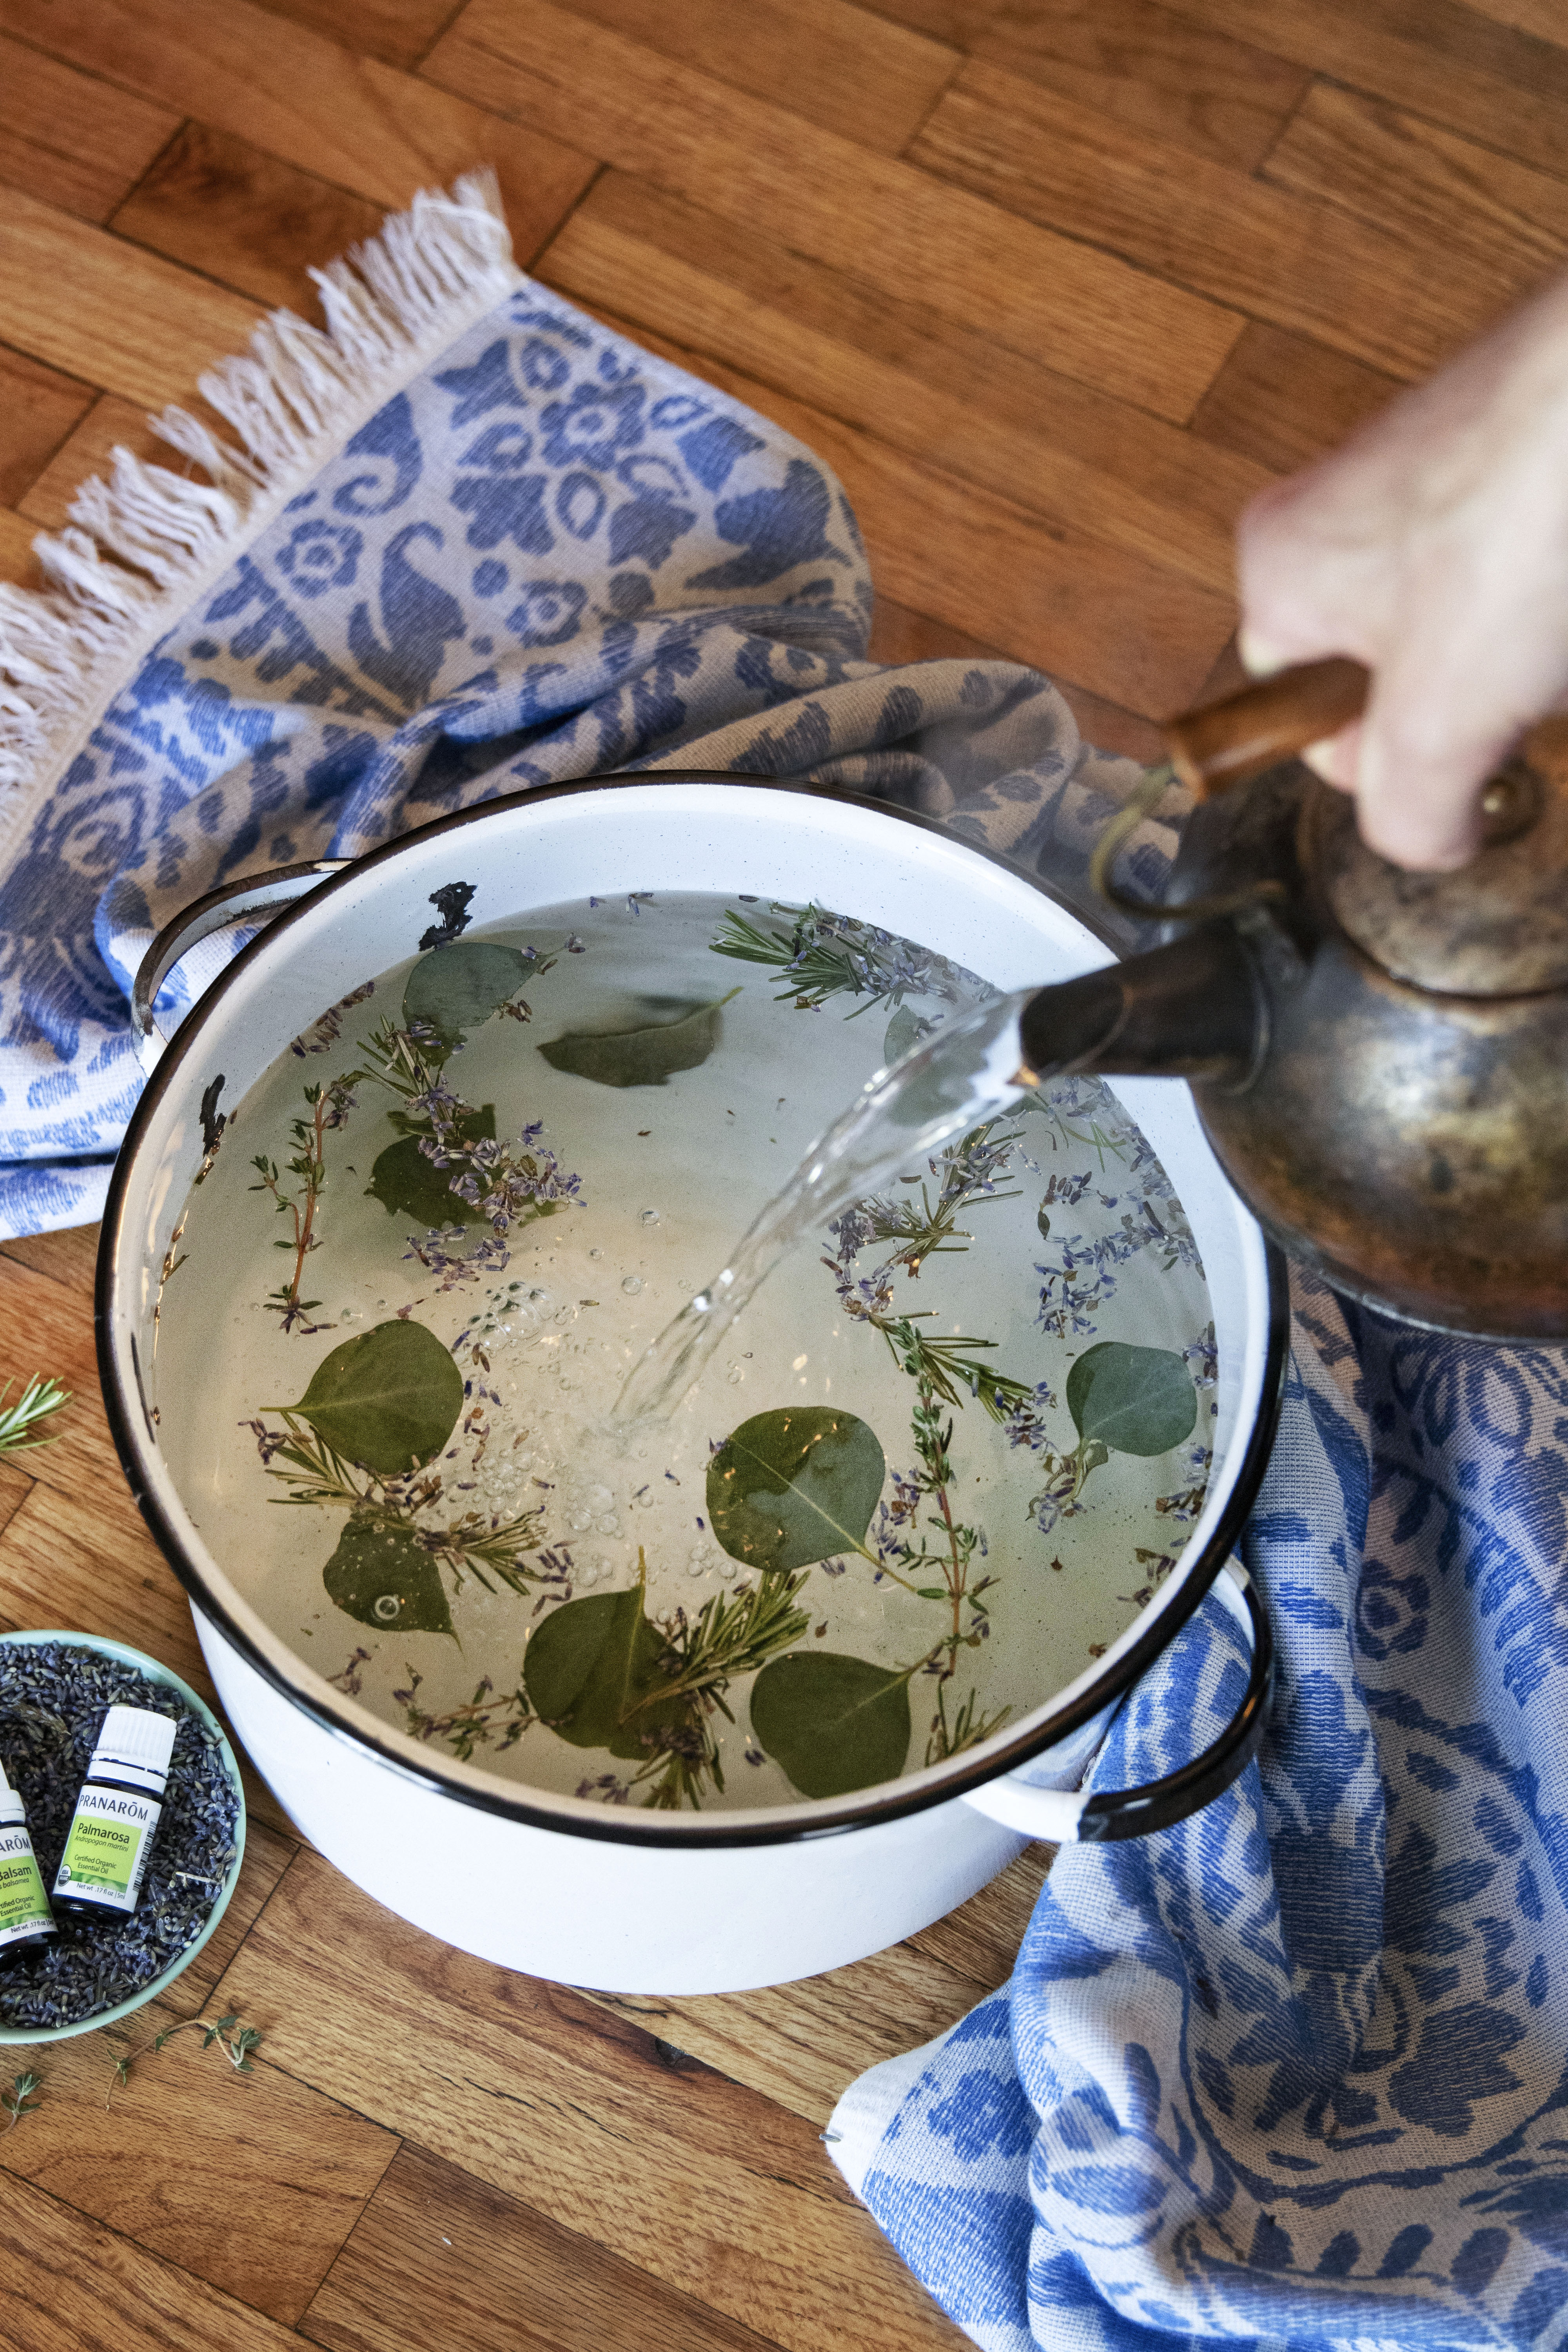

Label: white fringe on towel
[0,170,522,861]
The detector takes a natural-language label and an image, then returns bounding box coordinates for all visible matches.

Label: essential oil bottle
[0,1758,56,1964]
[52,1705,177,1920]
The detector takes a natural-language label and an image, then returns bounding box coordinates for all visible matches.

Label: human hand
[1235,272,1568,870]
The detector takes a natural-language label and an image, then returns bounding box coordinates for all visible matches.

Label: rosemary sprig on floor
[0,1376,70,1459]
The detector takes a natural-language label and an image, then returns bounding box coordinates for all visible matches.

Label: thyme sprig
[926,1681,1011,1767]
[0,1376,70,1459]
[110,2013,265,2106]
[250,1074,359,1332]
[1,2070,40,2133]
[395,1669,532,1761]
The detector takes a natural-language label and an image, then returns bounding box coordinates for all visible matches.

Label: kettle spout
[1018,922,1263,1090]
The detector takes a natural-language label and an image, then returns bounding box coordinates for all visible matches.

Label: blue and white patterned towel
[4,172,1565,2352]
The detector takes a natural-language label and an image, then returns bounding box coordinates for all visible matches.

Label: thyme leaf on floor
[2,2071,40,2133]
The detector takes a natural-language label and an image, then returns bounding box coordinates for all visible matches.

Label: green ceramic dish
[0,1630,247,2045]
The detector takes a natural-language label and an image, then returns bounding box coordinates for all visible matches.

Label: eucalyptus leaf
[403,940,532,1045]
[323,1516,453,1637]
[282,1319,463,1476]
[524,1583,684,1758]
[750,1652,911,1799]
[366,1103,495,1224]
[707,1407,885,1573]
[538,990,738,1089]
[1066,1341,1196,1457]
[883,1004,923,1065]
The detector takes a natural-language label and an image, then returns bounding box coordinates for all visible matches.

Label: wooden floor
[0,2,1564,2345]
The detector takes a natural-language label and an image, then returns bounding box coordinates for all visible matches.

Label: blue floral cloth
[0,277,1148,1238]
[7,241,1563,2352]
[833,1281,1568,2350]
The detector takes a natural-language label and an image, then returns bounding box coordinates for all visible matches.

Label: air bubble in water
[640,1208,660,1226]
[622,1275,643,1295]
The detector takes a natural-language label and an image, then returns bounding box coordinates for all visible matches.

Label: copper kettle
[1016,657,1568,1339]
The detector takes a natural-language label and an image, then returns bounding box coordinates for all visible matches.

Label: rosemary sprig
[710,902,970,1019]
[625,1572,812,1812]
[245,1414,547,1598]
[249,1072,359,1333]
[877,1319,1036,1424]
[0,1376,70,1459]
[1,2070,40,2133]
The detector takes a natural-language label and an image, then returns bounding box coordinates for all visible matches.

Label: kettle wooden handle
[1164,655,1370,798]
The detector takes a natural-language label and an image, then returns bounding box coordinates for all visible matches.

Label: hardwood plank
[909,58,1537,382]
[1189,319,1400,474]
[0,1222,102,1292]
[867,598,1008,670]
[213,1850,964,2352]
[158,1819,299,2018]
[0,1460,31,1546]
[1160,0,1568,186]
[303,2139,791,2352]
[964,0,1310,173]
[0,1482,223,1721]
[579,1939,996,2131]
[0,31,178,223]
[0,0,597,261]
[0,505,42,588]
[16,393,172,531]
[539,171,1268,595]
[0,342,95,510]
[1265,81,1568,274]
[111,123,387,317]
[578,1849,1050,2129]
[423,0,1242,423]
[868,595,1175,768]
[251,0,463,74]
[0,2167,300,2351]
[1462,0,1568,45]
[559,0,958,156]
[0,185,261,411]
[855,0,1002,41]
[579,304,1235,714]
[0,1988,396,2329]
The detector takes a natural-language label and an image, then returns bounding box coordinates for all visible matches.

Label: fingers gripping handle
[130,860,350,1069]
[959,1563,1272,1844]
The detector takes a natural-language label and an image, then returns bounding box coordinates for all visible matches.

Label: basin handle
[130,860,351,1063]
[960,1562,1271,1843]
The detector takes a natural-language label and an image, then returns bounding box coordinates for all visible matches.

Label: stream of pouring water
[613,987,1038,1425]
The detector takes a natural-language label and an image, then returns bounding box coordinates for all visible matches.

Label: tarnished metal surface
[1020,749,1568,1339]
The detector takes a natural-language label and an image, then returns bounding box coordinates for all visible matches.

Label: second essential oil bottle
[52,1704,177,1919]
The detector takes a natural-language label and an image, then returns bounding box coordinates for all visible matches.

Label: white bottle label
[54,1789,161,1911]
[0,1823,52,1944]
